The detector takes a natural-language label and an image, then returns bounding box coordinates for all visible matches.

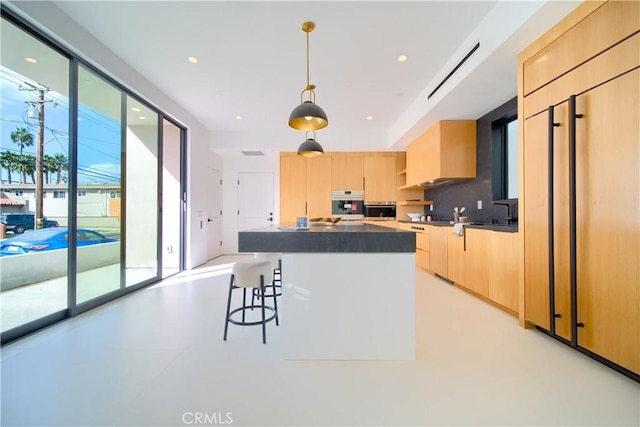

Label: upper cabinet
[331,155,364,190]
[405,120,476,188]
[281,152,399,223]
[364,156,396,201]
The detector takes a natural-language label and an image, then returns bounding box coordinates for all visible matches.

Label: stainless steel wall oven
[331,190,364,220]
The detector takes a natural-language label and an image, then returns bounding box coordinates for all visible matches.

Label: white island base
[280,252,415,360]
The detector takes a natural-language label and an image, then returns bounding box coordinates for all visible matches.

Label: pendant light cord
[306,29,310,89]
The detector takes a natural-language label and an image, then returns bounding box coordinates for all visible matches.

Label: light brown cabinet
[279,154,332,223]
[446,230,465,286]
[430,226,448,279]
[364,156,396,201]
[331,155,364,190]
[405,120,476,188]
[398,222,430,271]
[464,228,489,298]
[519,0,639,376]
[488,231,518,312]
[280,156,307,224]
[442,226,517,312]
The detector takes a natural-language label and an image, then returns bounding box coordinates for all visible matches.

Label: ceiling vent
[427,42,480,100]
[241,150,265,156]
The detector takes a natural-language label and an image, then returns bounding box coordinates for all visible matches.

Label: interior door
[575,69,639,374]
[206,167,223,260]
[238,172,274,231]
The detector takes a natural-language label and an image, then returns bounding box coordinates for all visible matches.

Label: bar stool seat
[223,259,279,344]
[252,253,282,304]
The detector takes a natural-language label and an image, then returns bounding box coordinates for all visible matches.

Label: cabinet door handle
[548,105,560,336]
[569,94,582,348]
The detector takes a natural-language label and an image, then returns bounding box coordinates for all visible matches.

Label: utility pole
[21,83,50,229]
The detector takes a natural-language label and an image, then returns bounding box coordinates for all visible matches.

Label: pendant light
[297,131,324,157]
[288,21,328,131]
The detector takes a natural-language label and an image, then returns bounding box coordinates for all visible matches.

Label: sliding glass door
[76,64,122,304]
[0,18,70,332]
[125,97,158,286]
[1,9,187,344]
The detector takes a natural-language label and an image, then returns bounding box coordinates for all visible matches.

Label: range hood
[399,177,471,191]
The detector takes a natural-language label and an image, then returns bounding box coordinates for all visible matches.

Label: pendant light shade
[289,99,328,131]
[297,131,324,157]
[289,22,328,131]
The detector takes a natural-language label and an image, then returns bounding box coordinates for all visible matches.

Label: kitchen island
[239,223,416,360]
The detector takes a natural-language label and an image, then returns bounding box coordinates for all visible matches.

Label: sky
[1,66,121,185]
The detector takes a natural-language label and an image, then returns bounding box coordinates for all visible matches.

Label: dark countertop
[398,220,518,233]
[239,223,416,253]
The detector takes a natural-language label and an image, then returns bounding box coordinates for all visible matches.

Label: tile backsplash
[421,96,517,225]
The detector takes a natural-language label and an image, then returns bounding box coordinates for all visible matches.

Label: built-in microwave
[364,202,396,220]
[331,190,365,220]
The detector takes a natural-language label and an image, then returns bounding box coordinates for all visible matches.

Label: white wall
[218,151,279,254]
[6,1,218,270]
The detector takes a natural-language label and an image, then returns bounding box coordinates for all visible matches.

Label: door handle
[267,217,274,222]
[548,105,560,336]
[207,218,214,222]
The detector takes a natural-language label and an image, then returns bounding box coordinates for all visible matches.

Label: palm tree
[0,151,18,184]
[16,154,33,184]
[52,153,68,184]
[44,154,55,184]
[10,127,34,155]
[24,154,36,184]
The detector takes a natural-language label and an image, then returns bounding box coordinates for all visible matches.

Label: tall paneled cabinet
[518,0,639,379]
[280,154,332,223]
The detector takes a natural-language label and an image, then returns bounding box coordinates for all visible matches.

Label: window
[492,115,518,200]
[53,190,66,199]
[109,191,121,199]
[78,190,87,197]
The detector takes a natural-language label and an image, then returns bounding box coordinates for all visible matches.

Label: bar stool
[251,253,282,306]
[223,259,279,344]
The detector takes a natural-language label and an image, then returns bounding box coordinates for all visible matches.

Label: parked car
[0,227,116,256]
[0,213,59,234]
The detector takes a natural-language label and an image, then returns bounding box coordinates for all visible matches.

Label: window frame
[491,113,518,202]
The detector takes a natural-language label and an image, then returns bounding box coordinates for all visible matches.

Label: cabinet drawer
[416,233,430,251]
[416,248,430,271]
[524,32,640,118]
[524,0,639,95]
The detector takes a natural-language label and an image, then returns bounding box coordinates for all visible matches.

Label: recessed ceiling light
[188,57,198,64]
[138,116,147,120]
[24,57,38,64]
[366,116,373,121]
[131,107,141,112]
[235,116,242,120]
[397,54,408,63]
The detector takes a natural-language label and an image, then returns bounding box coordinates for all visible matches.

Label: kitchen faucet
[492,201,513,225]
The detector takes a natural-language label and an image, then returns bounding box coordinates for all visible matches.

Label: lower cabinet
[487,231,518,312]
[445,226,518,314]
[430,226,448,278]
[398,222,430,271]
[464,228,490,298]
[399,222,518,315]
[416,232,430,271]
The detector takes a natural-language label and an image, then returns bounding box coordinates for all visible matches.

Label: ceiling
[36,1,579,154]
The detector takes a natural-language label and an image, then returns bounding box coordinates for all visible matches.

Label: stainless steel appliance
[364,201,396,220]
[331,190,364,220]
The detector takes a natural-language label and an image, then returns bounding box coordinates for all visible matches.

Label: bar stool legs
[223,259,278,344]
